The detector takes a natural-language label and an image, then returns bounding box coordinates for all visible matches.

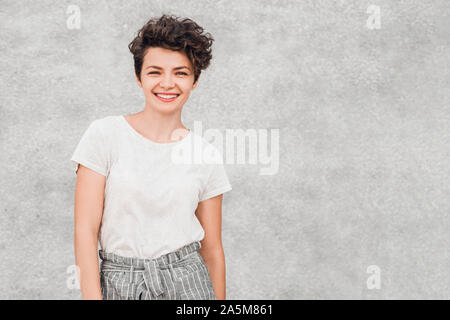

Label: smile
[154,93,180,102]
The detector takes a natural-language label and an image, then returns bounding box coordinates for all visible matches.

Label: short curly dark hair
[128,14,214,84]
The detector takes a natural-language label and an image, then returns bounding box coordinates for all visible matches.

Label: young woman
[71,14,232,300]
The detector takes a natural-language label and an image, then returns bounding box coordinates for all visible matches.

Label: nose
[159,73,175,89]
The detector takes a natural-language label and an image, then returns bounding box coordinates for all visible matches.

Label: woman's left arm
[196,194,226,300]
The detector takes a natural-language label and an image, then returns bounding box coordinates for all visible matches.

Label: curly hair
[128,14,214,84]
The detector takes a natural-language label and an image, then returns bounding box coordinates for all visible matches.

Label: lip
[153,92,180,103]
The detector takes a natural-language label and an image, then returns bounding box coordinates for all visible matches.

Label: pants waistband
[99,241,201,268]
[98,241,201,298]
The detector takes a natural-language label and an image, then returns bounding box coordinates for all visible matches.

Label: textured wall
[0,0,449,299]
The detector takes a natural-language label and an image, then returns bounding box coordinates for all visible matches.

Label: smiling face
[135,47,199,114]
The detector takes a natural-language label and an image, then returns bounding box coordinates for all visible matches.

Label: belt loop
[129,265,134,283]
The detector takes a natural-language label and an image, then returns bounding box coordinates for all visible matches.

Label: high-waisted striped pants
[98,241,216,300]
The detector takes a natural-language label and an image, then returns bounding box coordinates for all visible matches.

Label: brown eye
[148,71,159,75]
[176,72,188,76]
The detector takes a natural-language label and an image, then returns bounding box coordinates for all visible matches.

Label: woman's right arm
[73,164,106,300]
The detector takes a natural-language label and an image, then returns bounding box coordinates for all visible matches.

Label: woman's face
[136,47,198,114]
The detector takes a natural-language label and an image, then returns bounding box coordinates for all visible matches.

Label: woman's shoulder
[94,115,121,126]
[91,115,122,131]
[87,115,122,142]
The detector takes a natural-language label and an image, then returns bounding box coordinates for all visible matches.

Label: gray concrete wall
[0,0,449,299]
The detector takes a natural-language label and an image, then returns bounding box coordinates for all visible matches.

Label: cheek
[179,83,194,94]
[140,76,155,87]
[141,82,154,94]
[179,90,192,100]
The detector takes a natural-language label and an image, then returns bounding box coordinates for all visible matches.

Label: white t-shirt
[70,115,232,259]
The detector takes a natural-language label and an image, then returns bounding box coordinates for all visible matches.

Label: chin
[152,103,182,113]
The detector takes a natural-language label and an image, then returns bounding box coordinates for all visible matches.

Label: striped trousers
[99,241,216,300]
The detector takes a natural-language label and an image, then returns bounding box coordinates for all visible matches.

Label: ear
[192,75,200,90]
[135,71,142,88]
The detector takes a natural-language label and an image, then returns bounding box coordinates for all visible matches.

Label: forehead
[142,47,192,68]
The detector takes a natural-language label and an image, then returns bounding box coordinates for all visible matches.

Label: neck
[136,105,189,143]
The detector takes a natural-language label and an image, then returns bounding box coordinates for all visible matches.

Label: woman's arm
[196,194,226,300]
[73,164,106,300]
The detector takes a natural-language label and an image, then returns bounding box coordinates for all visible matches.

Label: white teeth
[156,94,178,99]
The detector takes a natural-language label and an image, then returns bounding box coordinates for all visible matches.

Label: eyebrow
[145,65,191,71]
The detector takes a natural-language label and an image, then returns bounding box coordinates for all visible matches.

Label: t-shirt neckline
[119,115,192,147]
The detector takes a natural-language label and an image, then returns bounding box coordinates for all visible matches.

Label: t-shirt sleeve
[70,119,110,176]
[199,159,232,202]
